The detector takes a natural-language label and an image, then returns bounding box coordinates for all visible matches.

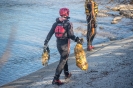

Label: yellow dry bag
[41,47,50,66]
[74,38,88,71]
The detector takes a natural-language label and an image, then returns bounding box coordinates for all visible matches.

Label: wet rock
[111,16,123,24]
[108,37,117,41]
[111,20,117,24]
[99,26,104,30]
[111,4,133,18]
[111,4,133,11]
[120,10,133,19]
[111,7,120,11]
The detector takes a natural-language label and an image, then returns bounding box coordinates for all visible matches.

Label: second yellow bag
[74,39,88,71]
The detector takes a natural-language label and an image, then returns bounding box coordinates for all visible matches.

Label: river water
[0,0,133,86]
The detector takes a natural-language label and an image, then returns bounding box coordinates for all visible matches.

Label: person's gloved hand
[75,37,79,42]
[75,37,84,44]
[43,45,48,52]
[43,45,50,52]
[78,38,84,44]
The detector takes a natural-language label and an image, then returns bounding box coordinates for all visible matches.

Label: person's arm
[44,23,57,46]
[67,22,76,41]
[66,21,82,44]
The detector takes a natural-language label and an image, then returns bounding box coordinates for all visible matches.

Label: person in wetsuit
[43,8,81,86]
[85,0,98,51]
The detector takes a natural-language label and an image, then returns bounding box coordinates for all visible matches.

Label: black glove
[43,45,48,52]
[75,37,83,44]
[75,37,79,42]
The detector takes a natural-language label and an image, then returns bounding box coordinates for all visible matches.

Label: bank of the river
[0,0,133,86]
[1,36,133,88]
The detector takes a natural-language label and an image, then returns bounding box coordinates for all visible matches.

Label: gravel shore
[1,0,133,88]
[1,36,133,88]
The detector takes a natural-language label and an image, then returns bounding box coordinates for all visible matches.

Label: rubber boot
[91,45,94,49]
[87,45,92,51]
[65,73,72,79]
[52,76,64,86]
[52,79,64,86]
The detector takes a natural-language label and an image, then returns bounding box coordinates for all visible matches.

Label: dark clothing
[44,17,76,80]
[56,40,70,79]
[44,18,76,45]
[86,2,96,46]
[86,2,93,19]
[87,17,96,46]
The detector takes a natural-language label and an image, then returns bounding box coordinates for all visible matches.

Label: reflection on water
[0,0,58,86]
[0,25,17,67]
[0,0,133,86]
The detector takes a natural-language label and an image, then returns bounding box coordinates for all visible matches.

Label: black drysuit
[86,2,96,46]
[44,17,76,79]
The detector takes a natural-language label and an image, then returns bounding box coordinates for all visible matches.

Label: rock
[111,7,120,11]
[111,4,133,18]
[111,4,133,11]
[111,16,123,24]
[99,26,104,30]
[108,37,117,41]
[111,20,118,24]
[120,10,133,18]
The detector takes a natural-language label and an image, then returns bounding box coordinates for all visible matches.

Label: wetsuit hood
[56,18,61,23]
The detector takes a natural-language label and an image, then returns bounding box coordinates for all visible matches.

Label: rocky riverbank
[1,36,133,88]
[0,0,133,88]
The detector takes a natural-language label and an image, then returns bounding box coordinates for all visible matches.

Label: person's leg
[90,20,96,49]
[87,23,92,51]
[86,16,92,51]
[90,28,96,47]
[63,60,72,79]
[54,49,68,77]
[52,52,68,85]
[52,43,69,85]
[64,60,69,76]
[87,28,92,51]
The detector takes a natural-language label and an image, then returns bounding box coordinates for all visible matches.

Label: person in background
[85,0,98,51]
[43,8,82,86]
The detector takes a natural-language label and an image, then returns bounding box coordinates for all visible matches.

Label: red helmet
[59,8,69,17]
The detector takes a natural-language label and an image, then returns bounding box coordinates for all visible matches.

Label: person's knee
[61,55,68,61]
